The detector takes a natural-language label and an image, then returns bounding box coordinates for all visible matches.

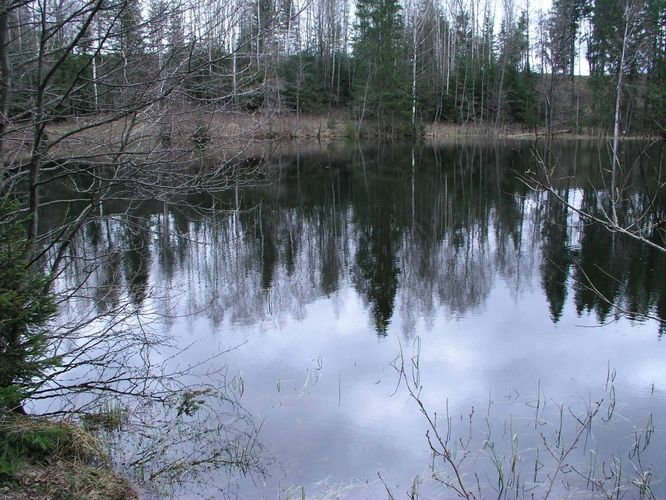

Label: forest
[0,0,663,144]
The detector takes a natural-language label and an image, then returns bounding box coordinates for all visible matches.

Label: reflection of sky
[167,269,666,497]
[49,142,666,497]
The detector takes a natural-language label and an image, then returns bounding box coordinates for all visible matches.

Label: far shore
[3,109,662,165]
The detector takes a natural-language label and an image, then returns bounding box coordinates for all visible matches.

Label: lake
[44,140,666,498]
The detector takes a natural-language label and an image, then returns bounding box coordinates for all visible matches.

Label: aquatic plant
[392,338,659,499]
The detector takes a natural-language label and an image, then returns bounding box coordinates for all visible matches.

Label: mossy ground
[0,416,136,500]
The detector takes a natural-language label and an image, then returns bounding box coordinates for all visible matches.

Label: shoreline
[4,110,662,164]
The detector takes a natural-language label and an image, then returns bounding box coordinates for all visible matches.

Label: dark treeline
[46,142,666,336]
[0,0,664,141]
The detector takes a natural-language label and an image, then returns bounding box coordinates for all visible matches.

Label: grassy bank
[0,415,136,500]
[4,108,661,166]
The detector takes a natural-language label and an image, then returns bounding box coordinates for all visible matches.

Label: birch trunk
[611,2,630,226]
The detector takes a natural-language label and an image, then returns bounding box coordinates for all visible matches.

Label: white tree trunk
[611,2,631,225]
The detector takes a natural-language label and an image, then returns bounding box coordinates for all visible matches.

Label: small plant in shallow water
[81,401,128,432]
[391,338,662,499]
[175,388,214,417]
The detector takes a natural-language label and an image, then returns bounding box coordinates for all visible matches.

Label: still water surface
[50,140,666,497]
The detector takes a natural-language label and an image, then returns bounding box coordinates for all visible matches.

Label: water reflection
[44,140,666,496]
[48,141,666,336]
[541,190,571,322]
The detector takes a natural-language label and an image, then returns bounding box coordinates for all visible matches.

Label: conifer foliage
[0,199,58,414]
[353,0,411,134]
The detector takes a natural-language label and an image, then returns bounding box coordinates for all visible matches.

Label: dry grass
[0,416,137,500]
[0,462,137,500]
[2,108,360,169]
[4,105,658,167]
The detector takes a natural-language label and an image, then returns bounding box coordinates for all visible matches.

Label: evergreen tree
[506,10,539,126]
[0,198,59,414]
[353,0,411,134]
[645,0,666,132]
[549,0,588,78]
[119,0,145,57]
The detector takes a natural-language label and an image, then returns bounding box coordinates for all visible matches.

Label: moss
[0,416,136,500]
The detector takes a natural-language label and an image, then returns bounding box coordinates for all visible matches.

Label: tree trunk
[0,2,11,169]
[611,2,630,226]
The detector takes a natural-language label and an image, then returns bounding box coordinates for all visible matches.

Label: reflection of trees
[397,143,536,330]
[437,146,494,317]
[352,215,400,335]
[255,204,278,291]
[353,225,399,334]
[124,216,152,307]
[95,251,123,314]
[573,189,621,322]
[570,183,666,327]
[541,190,572,323]
[51,141,666,336]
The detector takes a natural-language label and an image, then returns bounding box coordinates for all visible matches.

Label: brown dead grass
[0,462,137,500]
[4,106,660,166]
[0,416,137,500]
